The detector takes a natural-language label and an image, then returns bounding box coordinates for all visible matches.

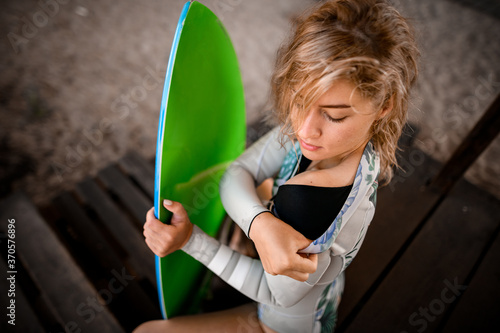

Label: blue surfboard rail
[154,1,191,320]
[154,1,191,222]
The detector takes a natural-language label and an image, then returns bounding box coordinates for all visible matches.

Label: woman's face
[293,80,383,165]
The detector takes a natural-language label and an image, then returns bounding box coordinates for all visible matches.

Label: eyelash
[323,111,346,123]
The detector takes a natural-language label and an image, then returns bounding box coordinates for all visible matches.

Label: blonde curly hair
[270,0,419,184]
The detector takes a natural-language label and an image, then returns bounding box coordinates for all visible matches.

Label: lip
[299,138,321,152]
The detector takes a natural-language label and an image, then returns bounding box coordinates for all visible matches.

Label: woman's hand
[249,212,318,282]
[143,200,193,257]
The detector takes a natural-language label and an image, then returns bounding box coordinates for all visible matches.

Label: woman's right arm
[219,126,285,235]
[219,127,317,280]
[145,200,320,308]
[182,224,322,308]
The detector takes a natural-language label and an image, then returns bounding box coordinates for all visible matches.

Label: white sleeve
[182,225,330,308]
[219,126,292,237]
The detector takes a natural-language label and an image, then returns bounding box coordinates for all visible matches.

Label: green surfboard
[154,1,246,319]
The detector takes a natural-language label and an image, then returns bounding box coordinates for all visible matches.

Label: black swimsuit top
[270,157,352,240]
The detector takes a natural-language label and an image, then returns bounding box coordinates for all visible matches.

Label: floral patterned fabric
[313,272,345,333]
[272,141,379,254]
[266,140,380,332]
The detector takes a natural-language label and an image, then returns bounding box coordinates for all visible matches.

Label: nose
[298,110,321,139]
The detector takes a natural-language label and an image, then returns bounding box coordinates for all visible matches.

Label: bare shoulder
[286,145,365,188]
[285,166,354,188]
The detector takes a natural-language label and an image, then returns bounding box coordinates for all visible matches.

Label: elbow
[278,299,301,308]
[220,162,250,193]
[269,289,303,308]
[219,162,259,204]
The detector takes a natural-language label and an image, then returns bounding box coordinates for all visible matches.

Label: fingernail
[164,199,173,206]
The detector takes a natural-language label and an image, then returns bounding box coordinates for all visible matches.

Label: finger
[308,253,318,268]
[143,224,159,239]
[145,237,165,257]
[144,232,158,251]
[146,207,157,223]
[286,271,310,282]
[145,215,167,234]
[144,225,174,256]
[296,236,314,250]
[294,253,318,274]
[298,253,318,261]
[163,200,189,224]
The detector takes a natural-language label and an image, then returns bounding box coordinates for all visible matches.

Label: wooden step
[97,164,152,227]
[0,192,124,332]
[338,145,441,327]
[0,253,44,332]
[74,178,156,286]
[50,187,161,330]
[442,219,500,332]
[342,176,500,332]
[117,151,155,199]
[32,152,164,330]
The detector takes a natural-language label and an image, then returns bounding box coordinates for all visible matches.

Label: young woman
[136,0,419,332]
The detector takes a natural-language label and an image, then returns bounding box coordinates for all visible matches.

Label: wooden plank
[431,92,500,194]
[0,254,45,332]
[442,220,500,332]
[118,152,155,199]
[53,192,126,272]
[53,191,163,329]
[0,192,124,332]
[97,165,152,226]
[75,178,156,286]
[338,147,441,327]
[343,178,500,333]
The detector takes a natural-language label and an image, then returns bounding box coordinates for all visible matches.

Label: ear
[378,95,394,120]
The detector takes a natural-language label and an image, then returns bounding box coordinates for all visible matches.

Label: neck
[314,140,368,171]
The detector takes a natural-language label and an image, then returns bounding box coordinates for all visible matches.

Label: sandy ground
[0,0,499,206]
[398,0,500,199]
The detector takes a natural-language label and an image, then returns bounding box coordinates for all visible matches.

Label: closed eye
[323,111,347,123]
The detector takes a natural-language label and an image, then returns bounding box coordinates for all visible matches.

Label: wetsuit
[182,126,379,332]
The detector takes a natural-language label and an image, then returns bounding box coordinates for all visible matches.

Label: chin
[301,150,326,161]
